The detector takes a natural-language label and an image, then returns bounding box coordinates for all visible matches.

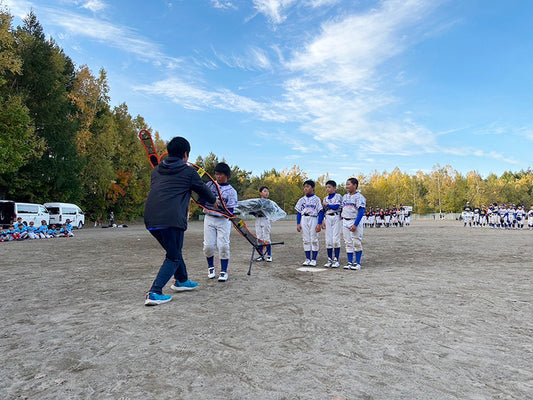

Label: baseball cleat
[324,258,332,267]
[331,260,340,268]
[266,255,273,262]
[302,259,311,266]
[309,259,317,267]
[208,267,216,279]
[255,256,264,262]
[218,271,228,282]
[343,262,352,269]
[350,263,361,270]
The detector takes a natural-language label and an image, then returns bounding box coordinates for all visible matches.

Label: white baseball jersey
[341,192,366,220]
[323,193,342,215]
[295,194,322,216]
[204,181,238,217]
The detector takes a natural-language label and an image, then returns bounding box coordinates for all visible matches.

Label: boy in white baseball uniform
[341,177,366,270]
[203,162,238,282]
[515,205,526,230]
[295,180,324,266]
[463,202,473,227]
[322,180,342,268]
[254,186,273,262]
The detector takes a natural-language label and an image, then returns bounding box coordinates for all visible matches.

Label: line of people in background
[0,217,74,242]
[361,206,411,228]
[462,202,533,230]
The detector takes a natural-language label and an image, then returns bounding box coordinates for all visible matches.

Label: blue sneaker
[145,292,172,306]
[170,279,198,292]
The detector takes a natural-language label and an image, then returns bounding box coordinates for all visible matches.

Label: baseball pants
[342,219,364,252]
[324,214,341,249]
[255,216,271,244]
[203,215,231,259]
[300,215,319,252]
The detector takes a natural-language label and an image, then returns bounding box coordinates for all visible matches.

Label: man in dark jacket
[144,137,216,306]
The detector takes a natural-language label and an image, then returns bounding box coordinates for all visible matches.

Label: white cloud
[306,0,341,7]
[215,46,272,71]
[443,147,519,165]
[210,0,237,10]
[252,0,297,24]
[4,1,180,69]
[520,128,533,142]
[277,0,441,154]
[54,9,181,69]
[3,0,33,17]
[135,78,288,121]
[81,0,107,12]
[251,0,337,24]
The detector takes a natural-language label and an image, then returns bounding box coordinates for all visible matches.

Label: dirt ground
[1,219,532,400]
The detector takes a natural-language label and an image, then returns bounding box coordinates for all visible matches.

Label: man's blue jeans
[148,228,188,294]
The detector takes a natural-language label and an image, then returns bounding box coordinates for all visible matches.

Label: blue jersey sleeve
[317,210,325,225]
[354,207,365,226]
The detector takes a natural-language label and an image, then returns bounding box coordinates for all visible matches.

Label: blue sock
[312,251,318,260]
[305,251,311,260]
[327,248,333,259]
[221,259,229,272]
[207,256,214,268]
[334,247,340,260]
[355,251,362,264]
[268,245,271,255]
[347,252,354,263]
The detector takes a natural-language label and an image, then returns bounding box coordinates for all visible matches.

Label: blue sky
[5,0,533,181]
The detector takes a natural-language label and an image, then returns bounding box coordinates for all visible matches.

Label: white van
[44,202,85,229]
[0,200,50,228]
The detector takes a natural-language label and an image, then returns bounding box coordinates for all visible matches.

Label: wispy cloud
[252,0,297,24]
[278,0,442,154]
[214,46,273,71]
[3,0,33,18]
[80,0,107,12]
[520,128,533,142]
[442,146,520,165]
[135,78,288,121]
[251,0,338,24]
[210,0,237,10]
[306,0,341,7]
[5,0,182,70]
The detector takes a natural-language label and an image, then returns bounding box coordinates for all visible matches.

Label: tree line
[1,9,532,222]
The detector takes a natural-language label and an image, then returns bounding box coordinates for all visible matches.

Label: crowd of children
[361,206,411,228]
[462,202,533,230]
[0,217,74,242]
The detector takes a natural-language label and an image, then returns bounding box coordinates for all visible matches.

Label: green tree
[11,11,82,202]
[0,9,44,195]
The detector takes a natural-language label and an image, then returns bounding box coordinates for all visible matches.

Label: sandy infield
[1,220,532,399]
